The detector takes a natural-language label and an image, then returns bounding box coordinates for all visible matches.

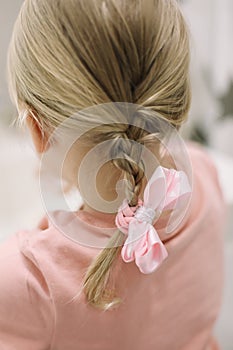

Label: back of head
[8,0,191,309]
[8,0,190,124]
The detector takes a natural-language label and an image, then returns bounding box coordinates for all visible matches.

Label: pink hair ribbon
[115,166,191,274]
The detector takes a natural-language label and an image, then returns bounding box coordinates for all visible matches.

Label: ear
[26,113,50,154]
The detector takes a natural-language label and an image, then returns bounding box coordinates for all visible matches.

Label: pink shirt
[0,143,226,350]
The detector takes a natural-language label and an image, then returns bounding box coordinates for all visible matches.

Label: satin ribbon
[115,166,191,274]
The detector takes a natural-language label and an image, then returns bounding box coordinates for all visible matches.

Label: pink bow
[115,166,191,274]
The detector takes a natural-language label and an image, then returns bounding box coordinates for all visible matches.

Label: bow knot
[115,166,191,275]
[134,205,157,225]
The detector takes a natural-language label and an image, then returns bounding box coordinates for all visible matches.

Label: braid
[83,124,147,309]
[90,119,147,205]
[110,125,146,206]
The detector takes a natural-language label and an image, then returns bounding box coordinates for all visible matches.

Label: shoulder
[16,212,96,303]
[0,234,30,296]
[186,141,224,197]
[184,141,226,227]
[187,141,219,175]
[0,232,54,348]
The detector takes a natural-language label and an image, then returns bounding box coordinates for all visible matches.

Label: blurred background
[0,1,232,348]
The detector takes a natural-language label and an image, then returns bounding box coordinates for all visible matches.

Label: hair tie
[115,166,191,274]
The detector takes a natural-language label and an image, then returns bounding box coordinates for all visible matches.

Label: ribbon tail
[121,235,137,263]
[135,226,168,274]
[121,221,149,263]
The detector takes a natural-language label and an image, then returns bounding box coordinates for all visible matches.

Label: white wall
[0,1,23,117]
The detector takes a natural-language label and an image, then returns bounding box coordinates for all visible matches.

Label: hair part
[8,0,191,310]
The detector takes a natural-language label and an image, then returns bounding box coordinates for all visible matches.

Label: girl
[0,0,225,349]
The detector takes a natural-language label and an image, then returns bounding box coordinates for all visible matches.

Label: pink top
[0,143,226,350]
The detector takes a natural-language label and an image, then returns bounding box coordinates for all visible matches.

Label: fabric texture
[0,143,226,350]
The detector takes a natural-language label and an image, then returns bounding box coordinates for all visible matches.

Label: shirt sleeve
[0,234,54,349]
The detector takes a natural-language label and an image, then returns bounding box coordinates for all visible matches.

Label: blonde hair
[8,0,191,310]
